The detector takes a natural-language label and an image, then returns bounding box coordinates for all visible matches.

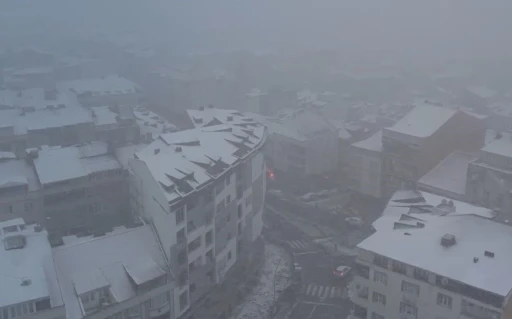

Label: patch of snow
[231,243,292,319]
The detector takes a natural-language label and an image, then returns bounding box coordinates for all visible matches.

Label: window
[373,271,388,285]
[128,305,140,318]
[190,283,196,293]
[226,195,231,204]
[179,291,188,311]
[238,204,243,218]
[228,250,232,260]
[401,281,420,296]
[238,222,242,235]
[392,260,407,275]
[245,195,251,207]
[175,206,185,224]
[399,302,417,318]
[372,292,386,305]
[177,228,186,243]
[437,293,452,309]
[24,202,33,212]
[373,255,389,268]
[225,174,231,186]
[413,267,429,282]
[206,231,213,245]
[371,312,385,319]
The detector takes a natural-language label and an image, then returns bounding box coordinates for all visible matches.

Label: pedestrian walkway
[303,284,347,300]
[286,239,311,250]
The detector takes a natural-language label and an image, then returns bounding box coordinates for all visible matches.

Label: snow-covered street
[231,243,292,319]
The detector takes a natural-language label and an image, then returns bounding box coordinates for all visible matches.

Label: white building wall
[351,151,381,199]
[251,152,265,182]
[352,259,503,319]
[128,159,177,260]
[216,237,237,280]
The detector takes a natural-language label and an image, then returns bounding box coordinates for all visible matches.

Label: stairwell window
[437,293,453,309]
[373,270,388,285]
[401,280,420,296]
[372,292,386,305]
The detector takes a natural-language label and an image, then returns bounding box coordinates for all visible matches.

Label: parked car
[345,216,363,227]
[333,265,352,279]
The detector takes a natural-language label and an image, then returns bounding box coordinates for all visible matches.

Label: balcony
[149,302,170,318]
[402,292,417,305]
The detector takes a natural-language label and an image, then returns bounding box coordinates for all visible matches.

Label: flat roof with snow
[385,104,457,138]
[418,151,477,197]
[53,225,167,319]
[352,130,383,152]
[0,219,62,308]
[481,132,512,159]
[0,88,80,110]
[360,191,512,296]
[57,75,139,96]
[33,142,122,185]
[135,124,266,203]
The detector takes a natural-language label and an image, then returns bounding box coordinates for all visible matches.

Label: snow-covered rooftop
[0,158,40,192]
[134,106,177,141]
[418,151,478,196]
[52,225,167,319]
[91,106,118,126]
[0,107,93,135]
[57,75,139,96]
[466,86,497,99]
[481,132,512,159]
[135,124,266,203]
[385,104,457,138]
[186,108,260,129]
[352,130,383,152]
[360,191,512,296]
[0,219,62,308]
[247,108,336,142]
[0,88,80,110]
[33,142,121,185]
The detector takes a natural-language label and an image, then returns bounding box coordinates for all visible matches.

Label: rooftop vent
[4,234,26,250]
[175,146,182,152]
[208,104,214,109]
[484,250,495,258]
[199,106,205,111]
[154,148,160,155]
[194,117,203,124]
[227,116,233,121]
[441,233,456,247]
[473,257,479,263]
[34,225,43,232]
[21,279,31,286]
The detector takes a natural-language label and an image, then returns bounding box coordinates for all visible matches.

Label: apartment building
[466,131,512,218]
[349,190,510,319]
[418,151,478,202]
[91,106,140,146]
[0,218,174,319]
[57,75,143,107]
[0,142,129,235]
[381,103,486,198]
[347,131,383,199]
[126,123,267,318]
[0,218,66,319]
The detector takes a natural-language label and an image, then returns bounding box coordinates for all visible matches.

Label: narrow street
[263,206,354,319]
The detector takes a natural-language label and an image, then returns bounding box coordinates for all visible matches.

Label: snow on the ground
[231,243,292,319]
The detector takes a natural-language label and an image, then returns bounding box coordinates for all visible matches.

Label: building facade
[466,132,512,218]
[126,124,266,318]
[347,131,383,199]
[349,191,509,319]
[381,104,485,198]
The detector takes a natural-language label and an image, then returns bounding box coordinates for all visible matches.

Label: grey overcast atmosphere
[1,1,512,319]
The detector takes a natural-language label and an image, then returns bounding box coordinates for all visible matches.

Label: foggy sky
[2,0,512,62]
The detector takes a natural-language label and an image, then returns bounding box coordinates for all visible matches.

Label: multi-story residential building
[91,106,140,146]
[57,75,143,107]
[0,217,174,319]
[126,123,267,318]
[0,87,80,110]
[347,131,383,199]
[418,151,478,202]
[53,224,173,319]
[0,107,95,157]
[0,218,66,319]
[349,190,512,319]
[0,142,129,235]
[466,131,512,217]
[381,103,486,198]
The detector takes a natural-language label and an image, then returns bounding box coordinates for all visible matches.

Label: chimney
[227,116,233,121]
[484,250,495,258]
[175,146,182,152]
[199,106,205,111]
[441,234,456,247]
[208,104,214,109]
[154,148,160,155]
